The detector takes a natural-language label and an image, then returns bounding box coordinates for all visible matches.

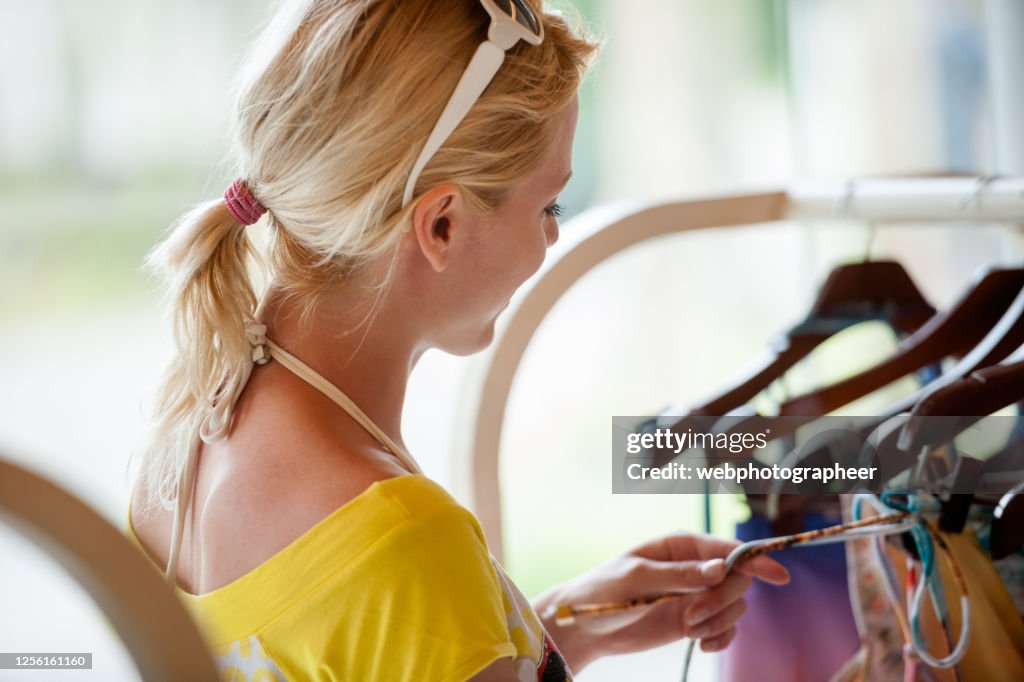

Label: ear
[408,183,472,273]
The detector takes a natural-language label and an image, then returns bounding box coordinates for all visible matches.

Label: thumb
[632,557,727,594]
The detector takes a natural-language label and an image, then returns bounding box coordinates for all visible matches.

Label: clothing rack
[454,176,1024,563]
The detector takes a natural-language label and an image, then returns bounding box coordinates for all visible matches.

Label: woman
[125,1,789,679]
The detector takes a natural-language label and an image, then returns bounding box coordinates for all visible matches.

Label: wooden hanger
[890,349,1024,496]
[876,285,1024,420]
[799,286,1024,474]
[766,285,1024,520]
[647,261,935,532]
[905,412,1024,556]
[777,266,1024,417]
[899,356,1024,453]
[724,269,1024,478]
[648,261,935,469]
[853,363,1024,501]
[858,345,1024,554]
[685,260,935,419]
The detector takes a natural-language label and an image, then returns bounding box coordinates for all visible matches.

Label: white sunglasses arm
[401,40,506,209]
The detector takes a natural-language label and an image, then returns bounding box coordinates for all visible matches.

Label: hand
[533,531,789,672]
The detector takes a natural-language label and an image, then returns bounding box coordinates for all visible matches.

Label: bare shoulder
[286,445,413,517]
[207,443,412,588]
[129,436,412,594]
[219,437,413,541]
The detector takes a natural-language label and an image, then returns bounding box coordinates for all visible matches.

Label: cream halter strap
[163,321,425,585]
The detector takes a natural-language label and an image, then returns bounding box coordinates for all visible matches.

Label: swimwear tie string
[197,319,272,444]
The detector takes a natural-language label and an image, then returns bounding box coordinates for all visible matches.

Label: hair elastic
[224,178,266,225]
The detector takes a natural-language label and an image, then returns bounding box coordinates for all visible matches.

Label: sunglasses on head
[401,0,544,212]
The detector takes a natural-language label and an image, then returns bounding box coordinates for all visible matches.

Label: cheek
[488,214,548,290]
[513,227,547,284]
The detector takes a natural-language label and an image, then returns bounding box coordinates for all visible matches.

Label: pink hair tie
[224,178,266,225]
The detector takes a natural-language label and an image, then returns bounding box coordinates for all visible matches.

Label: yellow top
[124,473,571,681]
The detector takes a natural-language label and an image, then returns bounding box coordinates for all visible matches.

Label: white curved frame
[0,456,219,681]
[455,177,1024,562]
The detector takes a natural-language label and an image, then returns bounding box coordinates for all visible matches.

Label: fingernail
[701,637,723,653]
[687,608,710,626]
[700,559,724,578]
[690,624,711,638]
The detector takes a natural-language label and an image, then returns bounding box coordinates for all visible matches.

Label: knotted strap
[167,319,271,585]
[166,318,424,585]
[197,321,272,444]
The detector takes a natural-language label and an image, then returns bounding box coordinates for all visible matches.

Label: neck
[258,281,426,457]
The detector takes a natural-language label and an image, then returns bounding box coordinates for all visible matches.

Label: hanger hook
[864,221,878,263]
[996,478,1024,520]
[834,178,856,217]
[955,174,1000,211]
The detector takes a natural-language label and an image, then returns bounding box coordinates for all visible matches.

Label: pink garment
[720,512,861,682]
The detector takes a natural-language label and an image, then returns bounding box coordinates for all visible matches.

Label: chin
[439,319,498,357]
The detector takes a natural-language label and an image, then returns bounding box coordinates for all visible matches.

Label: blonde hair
[129,0,600,514]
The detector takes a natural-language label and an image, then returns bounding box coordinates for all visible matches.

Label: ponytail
[127,0,599,513]
[129,197,263,515]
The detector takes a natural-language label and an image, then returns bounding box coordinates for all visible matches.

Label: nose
[544,220,559,248]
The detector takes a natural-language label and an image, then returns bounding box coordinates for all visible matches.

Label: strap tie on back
[169,312,425,584]
[246,321,271,365]
[197,319,272,443]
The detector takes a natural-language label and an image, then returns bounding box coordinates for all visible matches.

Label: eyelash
[544,203,565,218]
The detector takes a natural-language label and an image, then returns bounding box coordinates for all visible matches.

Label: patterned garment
[492,558,573,681]
[209,635,287,680]
[832,494,920,682]
[833,495,1024,682]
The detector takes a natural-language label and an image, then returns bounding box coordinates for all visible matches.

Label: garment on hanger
[832,494,952,682]
[720,323,937,682]
[720,510,861,682]
[124,327,570,682]
[834,494,1024,682]
[757,291,1009,682]
[677,506,916,682]
[969,503,1024,614]
[897,521,1024,681]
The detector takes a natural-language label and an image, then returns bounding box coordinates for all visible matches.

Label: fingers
[627,532,740,563]
[634,532,791,586]
[629,556,730,595]
[688,597,746,642]
[735,554,790,586]
[683,572,750,629]
[699,626,737,653]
